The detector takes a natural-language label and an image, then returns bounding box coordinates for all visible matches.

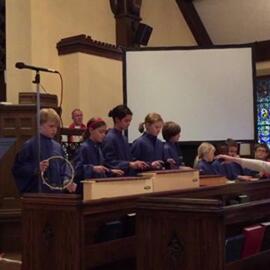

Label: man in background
[68,109,86,142]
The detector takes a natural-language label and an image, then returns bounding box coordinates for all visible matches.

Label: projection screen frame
[123,44,257,144]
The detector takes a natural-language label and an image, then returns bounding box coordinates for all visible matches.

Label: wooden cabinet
[21,180,270,269]
[136,185,270,270]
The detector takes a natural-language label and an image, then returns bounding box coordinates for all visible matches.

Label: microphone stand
[32,70,42,193]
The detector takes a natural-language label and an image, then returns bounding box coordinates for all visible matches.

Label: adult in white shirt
[217,155,270,174]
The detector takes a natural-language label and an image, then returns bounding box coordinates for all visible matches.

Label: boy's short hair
[254,143,269,152]
[71,108,82,117]
[40,108,60,125]
[216,143,228,155]
[225,138,238,148]
[162,121,181,141]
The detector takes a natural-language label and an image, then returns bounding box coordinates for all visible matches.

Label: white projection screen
[124,47,255,142]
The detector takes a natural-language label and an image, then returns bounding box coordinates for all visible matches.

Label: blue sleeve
[131,140,142,161]
[102,138,130,170]
[198,160,207,174]
[12,142,38,193]
[222,164,233,180]
[212,160,226,176]
[163,146,170,161]
[156,140,164,161]
[73,146,94,180]
[242,168,259,177]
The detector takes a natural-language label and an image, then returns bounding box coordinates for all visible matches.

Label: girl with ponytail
[131,113,164,170]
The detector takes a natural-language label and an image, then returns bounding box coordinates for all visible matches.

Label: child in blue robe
[162,121,183,169]
[131,113,164,170]
[195,142,226,175]
[102,105,148,175]
[74,117,124,182]
[224,139,256,180]
[12,108,77,193]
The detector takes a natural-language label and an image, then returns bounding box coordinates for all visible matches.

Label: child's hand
[93,165,109,174]
[151,160,164,170]
[40,160,49,173]
[111,169,125,176]
[66,182,77,193]
[129,161,149,170]
[166,158,177,169]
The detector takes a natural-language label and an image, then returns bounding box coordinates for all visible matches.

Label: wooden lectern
[19,92,58,107]
[0,103,59,253]
[0,104,39,253]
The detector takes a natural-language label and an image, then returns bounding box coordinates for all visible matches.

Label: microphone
[15,62,59,73]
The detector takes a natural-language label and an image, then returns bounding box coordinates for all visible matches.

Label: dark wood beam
[254,40,270,62]
[110,0,142,47]
[175,0,213,46]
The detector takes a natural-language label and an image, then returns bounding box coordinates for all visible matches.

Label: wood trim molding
[57,34,123,61]
[254,40,270,62]
[175,0,213,46]
[56,36,270,63]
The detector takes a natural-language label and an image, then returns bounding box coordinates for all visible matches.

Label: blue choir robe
[74,139,108,180]
[243,168,259,177]
[131,133,164,163]
[163,141,183,167]
[198,159,226,176]
[223,162,258,180]
[102,128,134,175]
[221,162,243,180]
[12,134,65,193]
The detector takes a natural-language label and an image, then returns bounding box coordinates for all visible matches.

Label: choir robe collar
[112,127,124,135]
[86,138,102,149]
[30,133,58,161]
[40,133,52,140]
[131,132,164,163]
[143,132,157,145]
